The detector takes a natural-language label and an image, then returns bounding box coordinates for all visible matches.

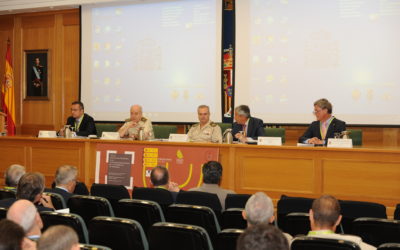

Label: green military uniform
[120,116,154,140]
[187,121,222,143]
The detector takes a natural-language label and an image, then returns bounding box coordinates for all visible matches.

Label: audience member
[49,165,77,203]
[189,161,235,209]
[243,192,292,241]
[0,172,54,211]
[37,225,79,250]
[4,164,26,190]
[237,223,289,250]
[0,219,36,250]
[7,200,44,241]
[150,166,179,201]
[305,195,376,250]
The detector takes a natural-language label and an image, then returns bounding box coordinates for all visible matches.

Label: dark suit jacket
[232,117,265,140]
[46,187,73,204]
[0,198,53,212]
[298,117,346,144]
[66,113,97,137]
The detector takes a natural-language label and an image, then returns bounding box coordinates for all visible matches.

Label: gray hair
[5,164,26,187]
[38,225,79,250]
[314,98,332,114]
[245,192,274,226]
[197,105,210,113]
[55,165,78,186]
[235,105,251,118]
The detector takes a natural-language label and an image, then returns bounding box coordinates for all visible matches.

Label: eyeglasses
[312,109,323,115]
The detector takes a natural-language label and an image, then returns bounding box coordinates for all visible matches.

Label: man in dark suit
[150,166,179,202]
[59,101,97,137]
[0,172,54,212]
[232,105,265,142]
[48,165,77,204]
[299,98,346,145]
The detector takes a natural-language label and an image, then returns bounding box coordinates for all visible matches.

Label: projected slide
[81,0,222,122]
[236,0,400,125]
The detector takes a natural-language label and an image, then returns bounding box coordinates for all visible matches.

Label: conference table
[1,136,399,215]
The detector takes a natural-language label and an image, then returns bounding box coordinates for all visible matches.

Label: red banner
[95,143,219,191]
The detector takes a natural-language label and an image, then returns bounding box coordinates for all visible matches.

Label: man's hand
[308,137,324,144]
[168,182,180,192]
[39,194,55,210]
[235,132,247,143]
[59,128,65,137]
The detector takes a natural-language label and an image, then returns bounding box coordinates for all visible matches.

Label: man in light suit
[299,98,346,145]
[232,105,265,142]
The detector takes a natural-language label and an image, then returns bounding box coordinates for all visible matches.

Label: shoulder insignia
[210,122,217,127]
[192,123,199,127]
[141,117,147,122]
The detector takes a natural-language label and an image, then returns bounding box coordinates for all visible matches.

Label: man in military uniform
[118,104,154,140]
[187,105,222,143]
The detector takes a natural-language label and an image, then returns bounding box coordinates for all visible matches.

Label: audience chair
[291,236,361,250]
[67,195,114,225]
[90,183,130,211]
[276,195,314,229]
[264,127,286,143]
[153,125,178,139]
[0,207,7,220]
[352,218,400,247]
[221,208,246,229]
[148,222,213,250]
[339,200,387,234]
[43,192,67,210]
[378,243,400,250]
[225,193,251,210]
[89,216,148,250]
[348,129,362,146]
[394,204,400,220]
[40,211,89,243]
[79,244,112,250]
[132,187,174,214]
[0,189,16,200]
[215,228,243,250]
[284,212,310,237]
[116,199,165,235]
[166,204,221,244]
[176,191,222,216]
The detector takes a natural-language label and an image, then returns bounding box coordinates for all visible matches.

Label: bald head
[7,200,42,235]
[150,166,169,186]
[310,195,341,230]
[130,105,143,122]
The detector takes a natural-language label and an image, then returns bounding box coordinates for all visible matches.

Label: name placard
[169,134,189,142]
[38,130,57,138]
[327,138,353,148]
[101,132,120,140]
[257,137,282,146]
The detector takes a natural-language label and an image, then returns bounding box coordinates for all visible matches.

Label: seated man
[4,164,26,190]
[150,166,179,201]
[189,161,235,209]
[243,192,292,241]
[237,223,289,250]
[304,195,375,250]
[59,101,97,137]
[7,200,43,241]
[0,219,36,250]
[49,165,77,203]
[118,104,154,140]
[299,98,346,145]
[0,172,54,212]
[232,105,265,142]
[38,225,80,250]
[187,105,222,143]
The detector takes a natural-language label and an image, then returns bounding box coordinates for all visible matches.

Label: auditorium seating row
[1,185,400,250]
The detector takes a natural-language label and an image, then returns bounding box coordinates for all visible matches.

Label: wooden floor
[1,136,400,216]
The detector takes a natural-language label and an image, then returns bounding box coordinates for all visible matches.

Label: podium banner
[95,143,219,190]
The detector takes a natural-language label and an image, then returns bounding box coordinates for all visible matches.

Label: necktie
[243,124,247,137]
[321,121,327,139]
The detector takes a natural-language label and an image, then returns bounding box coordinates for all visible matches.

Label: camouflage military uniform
[120,117,154,140]
[187,121,222,143]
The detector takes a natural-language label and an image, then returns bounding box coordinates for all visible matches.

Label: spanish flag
[1,39,16,135]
